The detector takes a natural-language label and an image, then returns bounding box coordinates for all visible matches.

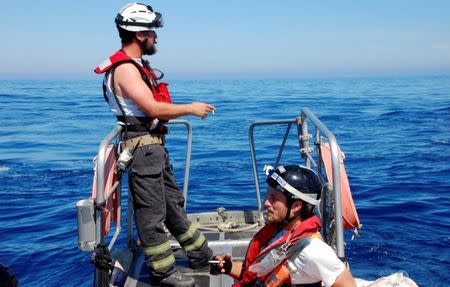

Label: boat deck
[112,210,262,287]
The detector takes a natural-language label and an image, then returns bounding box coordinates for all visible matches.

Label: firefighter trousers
[128,141,212,279]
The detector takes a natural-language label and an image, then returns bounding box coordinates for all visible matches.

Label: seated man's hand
[210,254,233,275]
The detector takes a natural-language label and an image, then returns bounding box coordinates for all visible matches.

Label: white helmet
[115,3,163,32]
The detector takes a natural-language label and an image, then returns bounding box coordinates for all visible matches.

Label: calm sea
[0,76,449,286]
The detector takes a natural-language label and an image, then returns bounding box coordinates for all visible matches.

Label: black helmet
[265,165,321,206]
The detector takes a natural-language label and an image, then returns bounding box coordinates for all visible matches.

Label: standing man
[95,3,215,286]
[211,165,356,287]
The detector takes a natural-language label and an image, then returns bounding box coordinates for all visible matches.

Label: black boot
[153,271,195,287]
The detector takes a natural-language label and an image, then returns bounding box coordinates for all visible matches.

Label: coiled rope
[197,221,260,233]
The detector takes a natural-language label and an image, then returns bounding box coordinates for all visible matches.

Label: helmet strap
[282,197,296,226]
[139,37,146,50]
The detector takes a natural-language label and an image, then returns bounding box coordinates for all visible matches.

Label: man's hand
[189,102,216,119]
[210,254,233,275]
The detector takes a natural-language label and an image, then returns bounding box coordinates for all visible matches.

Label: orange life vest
[94,50,172,104]
[234,215,321,287]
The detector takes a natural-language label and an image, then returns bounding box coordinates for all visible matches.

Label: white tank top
[104,59,147,117]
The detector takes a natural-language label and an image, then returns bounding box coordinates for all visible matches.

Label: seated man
[210,164,356,287]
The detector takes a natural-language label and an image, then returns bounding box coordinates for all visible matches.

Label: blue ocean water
[0,76,449,286]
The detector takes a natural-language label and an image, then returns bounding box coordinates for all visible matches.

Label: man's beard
[142,38,157,55]
[144,44,157,55]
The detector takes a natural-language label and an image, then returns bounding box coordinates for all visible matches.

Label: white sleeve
[289,238,345,287]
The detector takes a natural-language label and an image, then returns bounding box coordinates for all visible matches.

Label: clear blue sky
[1,0,450,80]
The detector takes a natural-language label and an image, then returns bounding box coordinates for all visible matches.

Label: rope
[197,222,260,233]
[195,208,261,233]
[92,202,112,287]
[91,243,113,287]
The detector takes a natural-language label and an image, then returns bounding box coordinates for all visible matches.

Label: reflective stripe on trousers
[176,223,207,252]
[144,241,172,256]
[147,253,176,271]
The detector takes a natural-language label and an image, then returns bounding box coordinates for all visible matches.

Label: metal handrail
[167,120,193,206]
[95,125,123,246]
[248,108,346,259]
[249,119,296,223]
[301,108,345,259]
[94,125,123,287]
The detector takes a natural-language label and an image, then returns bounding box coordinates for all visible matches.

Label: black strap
[102,80,109,103]
[115,19,159,28]
[108,68,129,140]
[141,59,159,88]
[115,116,167,134]
[116,115,153,125]
[287,236,313,257]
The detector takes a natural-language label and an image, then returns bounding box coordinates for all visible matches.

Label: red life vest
[233,215,322,287]
[94,50,172,104]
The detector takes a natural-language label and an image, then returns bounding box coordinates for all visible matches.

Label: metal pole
[95,125,122,245]
[299,116,311,167]
[248,124,261,217]
[108,173,122,251]
[167,120,192,210]
[249,119,296,222]
[301,108,345,259]
[94,125,122,287]
[328,135,345,259]
[275,123,292,167]
[127,192,134,248]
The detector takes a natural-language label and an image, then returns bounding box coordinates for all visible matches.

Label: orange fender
[320,142,361,230]
[91,144,119,236]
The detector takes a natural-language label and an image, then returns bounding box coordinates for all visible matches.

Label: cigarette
[208,260,222,264]
[212,110,215,115]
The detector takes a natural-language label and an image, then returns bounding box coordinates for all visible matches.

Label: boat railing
[248,107,346,259]
[95,125,123,250]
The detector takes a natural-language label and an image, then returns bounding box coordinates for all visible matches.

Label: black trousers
[128,138,212,279]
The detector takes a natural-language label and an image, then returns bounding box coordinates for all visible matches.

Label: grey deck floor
[118,229,260,287]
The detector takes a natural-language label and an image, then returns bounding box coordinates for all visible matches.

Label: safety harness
[95,50,171,140]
